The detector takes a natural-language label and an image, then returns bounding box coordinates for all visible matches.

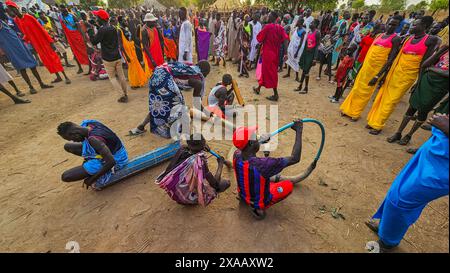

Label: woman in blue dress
[0,20,53,95]
[129,61,211,139]
[366,113,449,252]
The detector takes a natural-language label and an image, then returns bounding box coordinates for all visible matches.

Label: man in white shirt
[304,8,314,32]
[178,7,192,63]
[249,13,262,65]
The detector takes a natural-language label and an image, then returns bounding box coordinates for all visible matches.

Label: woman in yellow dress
[118,16,147,88]
[366,16,439,135]
[340,16,402,121]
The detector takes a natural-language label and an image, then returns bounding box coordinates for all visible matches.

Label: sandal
[369,129,381,135]
[387,133,402,143]
[266,95,278,102]
[398,135,411,146]
[365,219,379,234]
[128,127,146,136]
[117,95,128,103]
[251,208,266,220]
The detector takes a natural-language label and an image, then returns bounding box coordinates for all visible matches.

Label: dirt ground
[0,57,448,253]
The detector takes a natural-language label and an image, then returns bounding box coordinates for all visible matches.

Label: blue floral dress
[148,62,204,138]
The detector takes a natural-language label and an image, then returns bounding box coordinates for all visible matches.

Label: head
[372,23,382,36]
[110,16,117,26]
[252,12,260,22]
[368,10,376,21]
[346,44,357,56]
[215,86,228,105]
[310,19,319,31]
[330,25,338,36]
[296,18,304,28]
[57,122,87,142]
[38,11,46,20]
[233,126,259,154]
[401,23,410,34]
[5,2,20,18]
[244,14,251,23]
[221,74,233,87]
[386,15,402,34]
[268,11,278,23]
[179,7,187,21]
[60,5,68,16]
[215,13,221,21]
[186,134,206,153]
[410,16,433,35]
[197,60,211,78]
[80,12,87,21]
[352,13,359,22]
[343,11,351,20]
[305,8,312,17]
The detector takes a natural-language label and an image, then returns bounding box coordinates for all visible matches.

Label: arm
[421,36,439,67]
[422,45,449,69]
[428,113,449,137]
[294,32,305,57]
[283,120,303,167]
[83,138,116,187]
[90,26,104,45]
[204,157,224,191]
[118,30,130,62]
[312,31,321,62]
[141,29,156,67]
[369,36,401,86]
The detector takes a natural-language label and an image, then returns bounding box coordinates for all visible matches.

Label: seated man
[232,121,303,219]
[156,134,230,206]
[214,74,235,105]
[57,120,128,190]
[207,74,238,119]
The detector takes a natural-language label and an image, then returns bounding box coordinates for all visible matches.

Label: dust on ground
[0,60,448,253]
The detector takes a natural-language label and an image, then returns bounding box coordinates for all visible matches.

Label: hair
[186,133,205,147]
[222,74,232,85]
[197,60,210,77]
[269,11,278,19]
[297,18,304,26]
[420,16,434,30]
[57,122,74,136]
[179,7,187,14]
[392,15,404,23]
[369,10,376,19]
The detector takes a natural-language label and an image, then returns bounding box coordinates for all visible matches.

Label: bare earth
[0,60,448,253]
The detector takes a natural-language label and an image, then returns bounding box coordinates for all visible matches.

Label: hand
[291,119,303,132]
[126,56,131,63]
[216,155,225,165]
[83,176,96,189]
[427,113,449,132]
[283,55,288,62]
[294,53,298,59]
[312,60,317,66]
[259,133,271,144]
[183,51,188,61]
[368,76,379,86]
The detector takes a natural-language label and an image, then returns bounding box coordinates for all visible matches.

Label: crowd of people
[0,2,448,253]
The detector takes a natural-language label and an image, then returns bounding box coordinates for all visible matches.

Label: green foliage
[352,0,365,11]
[429,0,449,12]
[108,0,143,9]
[380,0,406,12]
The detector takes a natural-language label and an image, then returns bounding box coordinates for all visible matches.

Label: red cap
[92,9,109,21]
[232,126,258,150]
[5,1,18,9]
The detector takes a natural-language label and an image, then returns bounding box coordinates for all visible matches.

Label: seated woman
[156,134,230,206]
[129,61,211,138]
[232,121,303,219]
[57,120,128,190]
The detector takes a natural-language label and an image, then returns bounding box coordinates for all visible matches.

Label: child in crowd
[329,44,357,103]
[317,25,338,82]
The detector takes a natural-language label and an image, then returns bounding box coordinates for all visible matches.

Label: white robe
[304,16,314,32]
[249,21,261,62]
[178,20,193,63]
[286,27,307,72]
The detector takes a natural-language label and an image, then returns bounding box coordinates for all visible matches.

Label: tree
[380,0,406,12]
[429,0,449,15]
[352,0,365,11]
[108,0,143,9]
